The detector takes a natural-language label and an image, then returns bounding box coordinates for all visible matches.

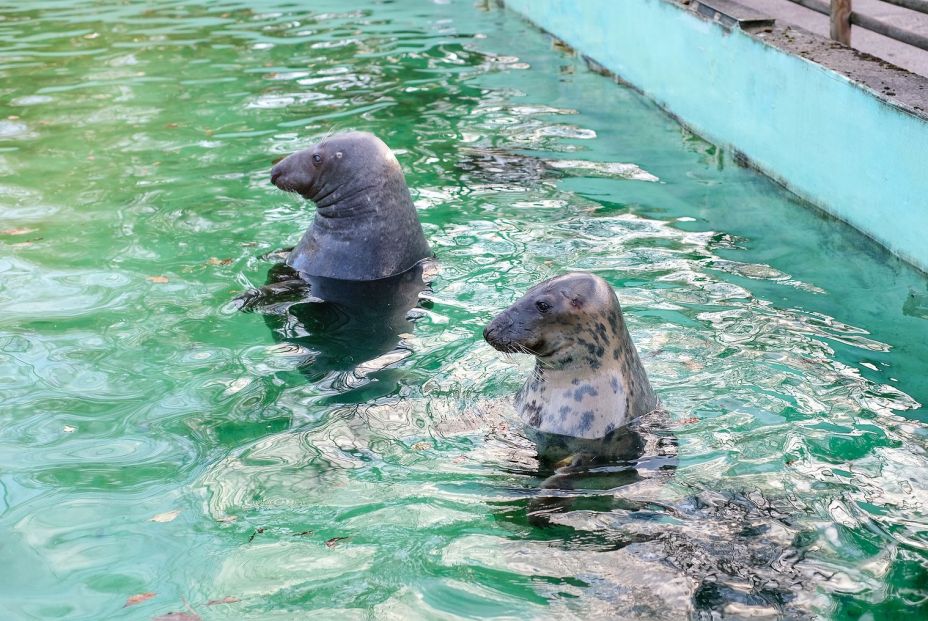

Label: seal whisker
[515,342,542,357]
[319,122,345,147]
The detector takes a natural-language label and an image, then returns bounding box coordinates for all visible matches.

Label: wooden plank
[831,0,852,45]
[789,0,928,51]
[880,0,928,15]
[853,9,928,51]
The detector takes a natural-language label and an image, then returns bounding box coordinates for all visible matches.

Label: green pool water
[2,1,928,619]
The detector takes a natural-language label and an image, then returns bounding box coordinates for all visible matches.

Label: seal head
[484,272,658,439]
[271,131,431,281]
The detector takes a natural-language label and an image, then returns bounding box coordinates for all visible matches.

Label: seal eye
[535,300,551,314]
[312,153,322,166]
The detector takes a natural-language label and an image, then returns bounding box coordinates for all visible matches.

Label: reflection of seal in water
[270,131,432,282]
[259,262,428,380]
[483,271,658,460]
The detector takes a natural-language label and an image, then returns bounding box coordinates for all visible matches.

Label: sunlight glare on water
[1,1,928,619]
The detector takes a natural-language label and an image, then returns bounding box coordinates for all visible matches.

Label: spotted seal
[270,131,431,282]
[257,262,428,381]
[483,272,658,444]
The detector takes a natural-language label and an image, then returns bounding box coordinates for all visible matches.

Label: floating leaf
[63,425,76,433]
[411,441,431,451]
[147,275,169,284]
[207,257,232,266]
[553,454,577,469]
[152,613,200,621]
[325,536,348,548]
[207,597,240,606]
[247,527,265,543]
[125,592,156,607]
[150,510,180,523]
[420,258,440,281]
[240,241,257,247]
[1,227,36,236]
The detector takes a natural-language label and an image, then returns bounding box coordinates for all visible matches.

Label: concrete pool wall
[503,0,928,273]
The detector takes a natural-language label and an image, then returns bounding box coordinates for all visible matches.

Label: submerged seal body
[483,272,658,442]
[271,131,431,281]
[260,262,427,380]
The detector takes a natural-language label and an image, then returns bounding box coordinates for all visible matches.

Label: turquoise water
[2,1,928,618]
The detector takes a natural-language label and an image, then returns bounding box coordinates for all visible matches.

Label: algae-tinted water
[2,1,928,619]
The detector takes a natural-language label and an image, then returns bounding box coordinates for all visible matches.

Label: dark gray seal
[270,131,432,281]
[483,271,658,444]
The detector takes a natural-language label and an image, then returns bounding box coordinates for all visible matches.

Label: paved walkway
[737,0,928,76]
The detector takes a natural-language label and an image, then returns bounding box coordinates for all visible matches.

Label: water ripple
[1,1,927,619]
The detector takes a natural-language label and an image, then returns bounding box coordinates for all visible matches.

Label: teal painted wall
[505,0,928,272]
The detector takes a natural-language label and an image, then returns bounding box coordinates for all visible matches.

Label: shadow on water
[245,261,430,389]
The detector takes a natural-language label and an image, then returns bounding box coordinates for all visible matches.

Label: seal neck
[312,181,379,216]
[515,360,657,440]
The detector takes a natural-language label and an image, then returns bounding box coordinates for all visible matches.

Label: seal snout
[483,312,517,353]
[270,150,315,196]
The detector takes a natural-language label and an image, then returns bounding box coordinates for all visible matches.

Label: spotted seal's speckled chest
[513,324,656,439]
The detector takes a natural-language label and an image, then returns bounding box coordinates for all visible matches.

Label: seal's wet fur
[484,272,658,452]
[271,131,431,281]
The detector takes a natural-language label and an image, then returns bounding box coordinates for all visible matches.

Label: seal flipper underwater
[233,262,311,311]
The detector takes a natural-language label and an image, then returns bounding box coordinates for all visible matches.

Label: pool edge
[500,0,928,274]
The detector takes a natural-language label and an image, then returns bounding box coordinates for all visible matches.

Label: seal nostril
[271,170,282,185]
